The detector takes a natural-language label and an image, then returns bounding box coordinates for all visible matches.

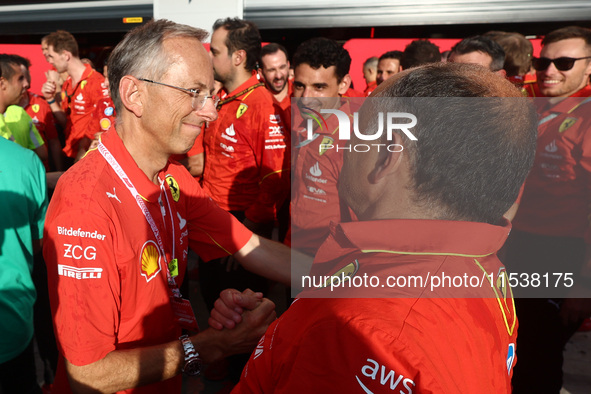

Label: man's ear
[119,76,143,118]
[496,69,507,77]
[338,74,351,95]
[233,49,247,68]
[368,133,405,184]
[0,77,6,91]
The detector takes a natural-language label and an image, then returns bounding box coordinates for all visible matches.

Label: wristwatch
[179,335,203,376]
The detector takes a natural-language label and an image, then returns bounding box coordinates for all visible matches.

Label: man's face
[536,38,591,98]
[41,40,49,61]
[376,58,400,85]
[293,63,345,119]
[449,51,493,70]
[209,27,234,86]
[363,66,376,84]
[46,46,68,73]
[3,64,28,106]
[141,37,217,156]
[260,51,289,94]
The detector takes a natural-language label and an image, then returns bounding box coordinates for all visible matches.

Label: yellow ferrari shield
[236,103,248,118]
[32,104,40,113]
[559,117,577,133]
[166,176,180,202]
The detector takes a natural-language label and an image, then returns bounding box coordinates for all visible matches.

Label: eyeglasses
[138,78,219,110]
[532,56,591,71]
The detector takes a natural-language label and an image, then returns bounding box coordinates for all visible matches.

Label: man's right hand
[208,288,265,330]
[42,80,57,101]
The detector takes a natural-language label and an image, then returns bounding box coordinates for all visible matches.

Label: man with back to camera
[212,62,538,393]
[376,50,403,85]
[400,39,441,70]
[504,26,591,394]
[43,19,311,393]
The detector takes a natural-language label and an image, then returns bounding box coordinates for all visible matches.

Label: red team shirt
[513,86,591,242]
[60,64,109,158]
[24,91,58,143]
[202,75,290,223]
[234,219,518,394]
[87,96,116,140]
[363,80,378,97]
[290,100,354,255]
[43,129,253,393]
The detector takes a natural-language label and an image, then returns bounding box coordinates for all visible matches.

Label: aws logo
[140,240,161,282]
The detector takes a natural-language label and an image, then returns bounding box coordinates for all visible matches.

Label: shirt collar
[223,74,262,101]
[537,85,591,113]
[101,128,166,202]
[292,98,352,136]
[316,218,512,264]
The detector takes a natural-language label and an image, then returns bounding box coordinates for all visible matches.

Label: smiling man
[505,26,591,394]
[376,50,403,85]
[289,37,354,256]
[259,43,292,112]
[42,20,304,393]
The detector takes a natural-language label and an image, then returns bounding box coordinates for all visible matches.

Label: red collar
[222,74,263,101]
[292,98,352,136]
[100,129,167,202]
[539,85,591,114]
[315,218,512,265]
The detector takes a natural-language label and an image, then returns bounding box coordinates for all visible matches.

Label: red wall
[0,44,51,96]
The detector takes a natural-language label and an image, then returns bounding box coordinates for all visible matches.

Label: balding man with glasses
[504,26,591,394]
[42,19,305,393]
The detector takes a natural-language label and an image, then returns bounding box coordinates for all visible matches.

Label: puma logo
[106,187,121,203]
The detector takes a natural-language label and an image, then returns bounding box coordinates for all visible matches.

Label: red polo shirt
[290,100,353,256]
[513,86,591,242]
[44,129,252,393]
[363,80,377,97]
[86,96,116,139]
[202,75,290,223]
[234,219,518,394]
[61,64,109,158]
[24,91,58,143]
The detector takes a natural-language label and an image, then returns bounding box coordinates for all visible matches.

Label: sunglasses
[532,56,591,71]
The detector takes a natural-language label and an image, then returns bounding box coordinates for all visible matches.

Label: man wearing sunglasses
[506,26,591,394]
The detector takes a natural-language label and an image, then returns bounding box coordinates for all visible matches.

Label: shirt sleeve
[29,154,48,240]
[43,210,120,366]
[234,314,428,394]
[184,171,253,261]
[244,104,291,223]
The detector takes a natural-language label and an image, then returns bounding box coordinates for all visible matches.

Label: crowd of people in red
[1,17,590,394]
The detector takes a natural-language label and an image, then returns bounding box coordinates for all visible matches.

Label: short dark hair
[379,50,404,63]
[493,33,533,77]
[260,43,289,63]
[0,54,20,81]
[400,40,440,69]
[213,17,261,72]
[46,30,79,58]
[452,36,505,72]
[370,63,537,224]
[293,37,351,82]
[542,26,591,53]
[9,54,31,84]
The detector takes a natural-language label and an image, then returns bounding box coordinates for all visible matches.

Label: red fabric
[202,75,290,223]
[344,87,364,98]
[513,86,591,242]
[43,129,252,393]
[363,80,377,97]
[86,96,116,140]
[233,219,518,394]
[290,100,353,256]
[24,91,58,142]
[186,126,205,157]
[60,64,109,158]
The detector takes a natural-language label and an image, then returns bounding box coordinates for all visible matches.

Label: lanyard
[216,82,264,110]
[98,140,182,298]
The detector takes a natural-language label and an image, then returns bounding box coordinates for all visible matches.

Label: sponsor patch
[63,244,97,260]
[100,118,111,131]
[166,175,180,202]
[545,140,558,153]
[225,124,236,136]
[140,240,161,282]
[559,117,577,133]
[319,136,334,156]
[269,114,281,124]
[57,226,106,240]
[32,104,40,113]
[317,260,359,289]
[236,103,248,118]
[104,106,114,116]
[58,264,102,280]
[507,343,515,375]
[310,162,322,177]
[76,93,84,101]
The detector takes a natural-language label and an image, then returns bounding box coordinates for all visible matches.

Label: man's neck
[68,58,88,86]
[19,92,29,108]
[224,68,252,94]
[116,124,168,185]
[273,84,289,103]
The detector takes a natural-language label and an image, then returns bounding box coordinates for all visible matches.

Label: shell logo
[140,240,161,282]
[100,118,111,131]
